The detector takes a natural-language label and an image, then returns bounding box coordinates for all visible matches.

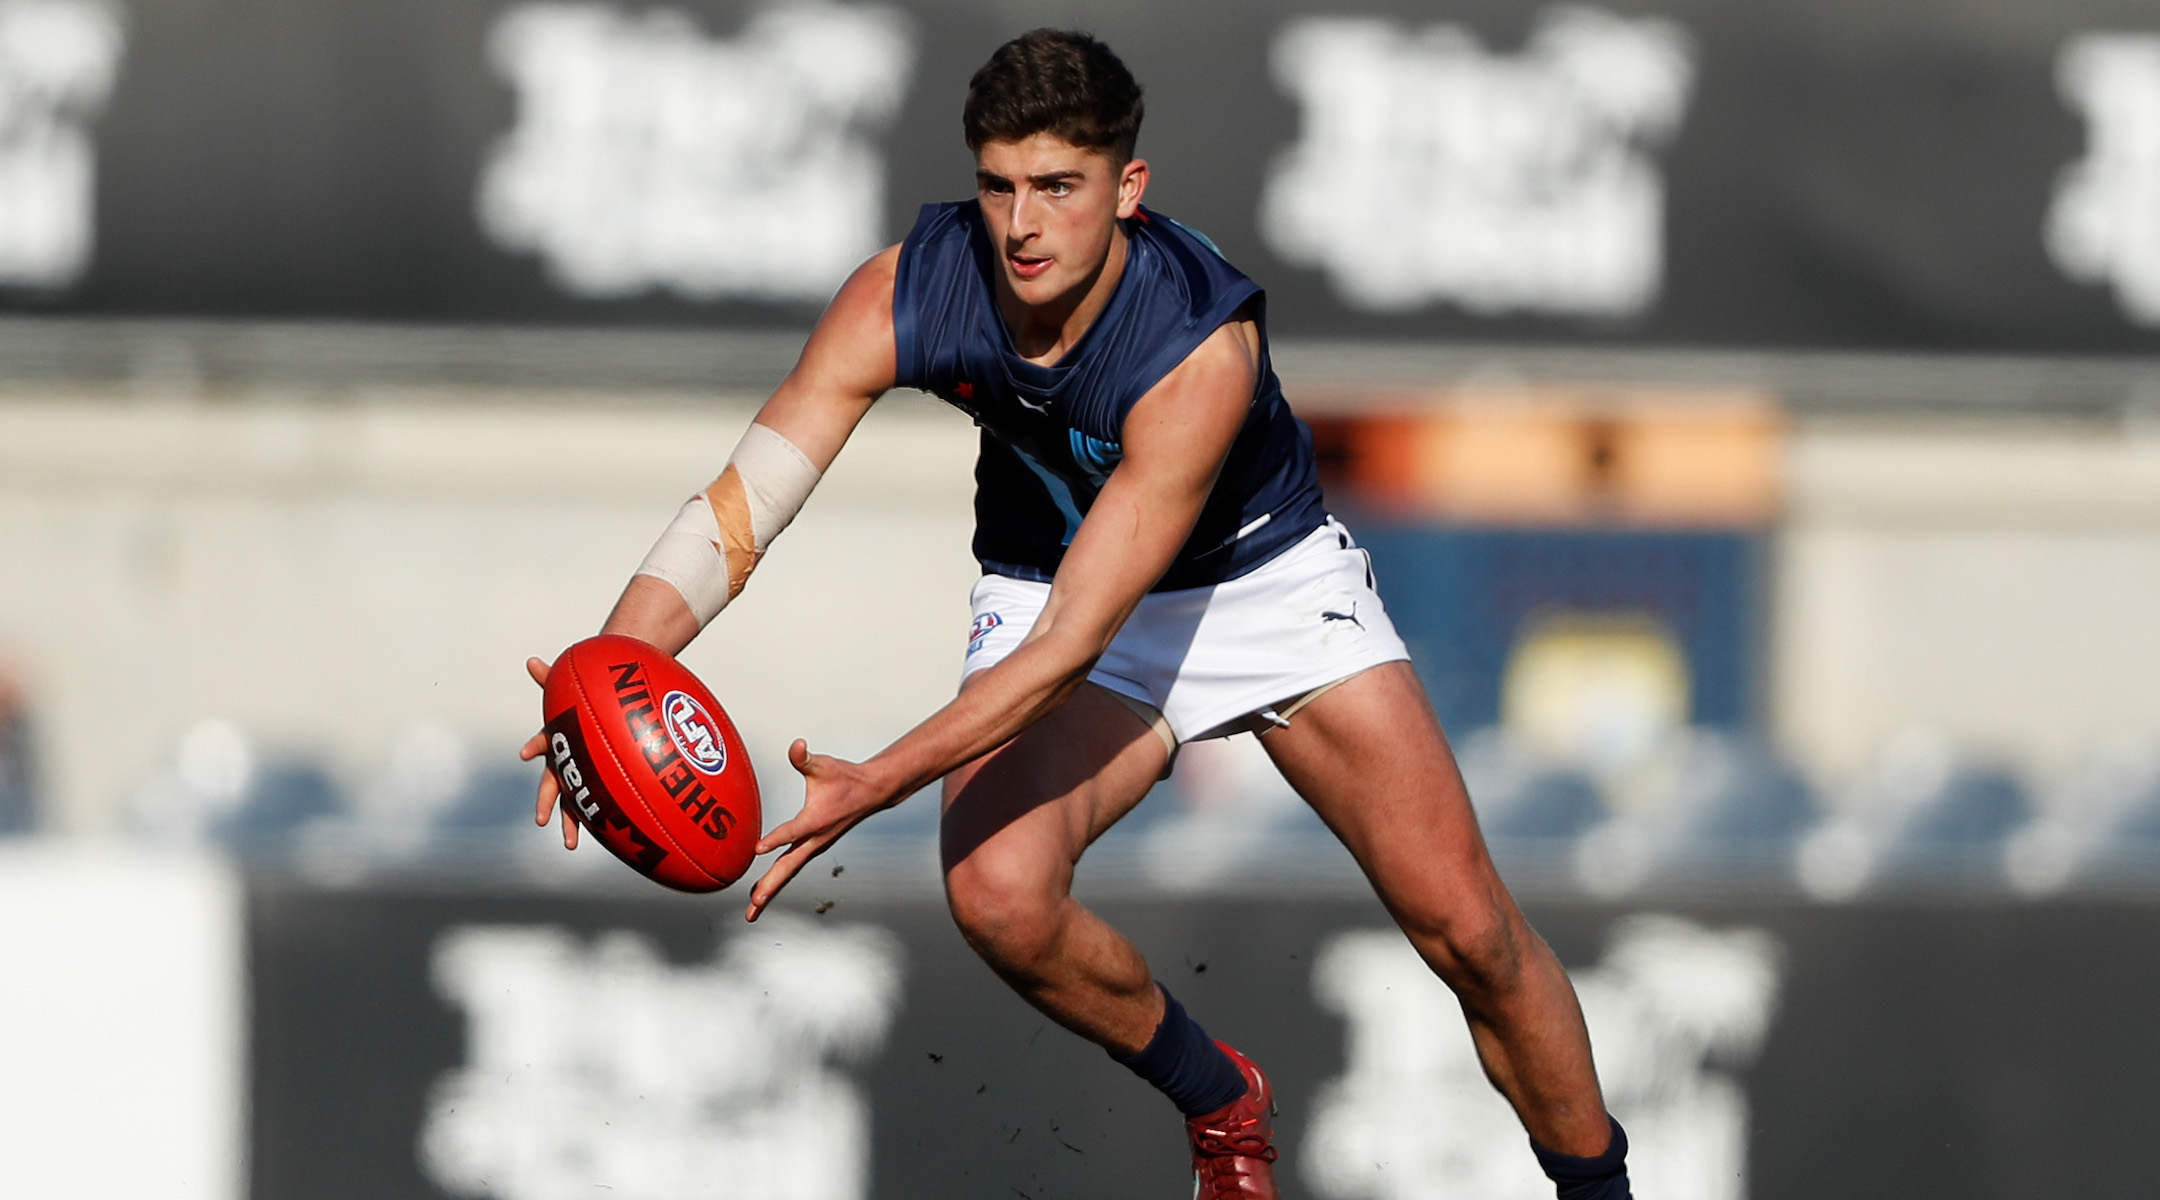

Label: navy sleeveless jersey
[891,200,1328,592]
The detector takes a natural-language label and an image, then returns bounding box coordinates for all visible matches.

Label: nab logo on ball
[663,690,728,775]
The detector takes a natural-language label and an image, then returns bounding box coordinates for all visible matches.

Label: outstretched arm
[523,247,902,846]
[745,314,1263,918]
[592,247,904,655]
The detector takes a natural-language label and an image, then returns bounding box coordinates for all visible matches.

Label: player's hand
[517,655,580,851]
[744,739,897,922]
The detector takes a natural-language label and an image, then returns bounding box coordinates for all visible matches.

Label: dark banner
[6,0,2160,352]
[249,883,2160,1200]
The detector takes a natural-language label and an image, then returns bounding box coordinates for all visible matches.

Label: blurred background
[2,1,2158,1198]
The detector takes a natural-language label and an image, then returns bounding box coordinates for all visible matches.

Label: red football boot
[1185,1041,1280,1200]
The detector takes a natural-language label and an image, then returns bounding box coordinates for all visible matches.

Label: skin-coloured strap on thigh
[1273,669,1363,721]
[1102,687,1178,760]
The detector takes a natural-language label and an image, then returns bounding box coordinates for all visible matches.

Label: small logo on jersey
[1016,391,1052,415]
[1069,430,1123,486]
[968,612,1003,655]
[662,690,728,775]
[953,381,974,400]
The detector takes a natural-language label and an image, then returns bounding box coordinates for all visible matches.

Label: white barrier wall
[4,384,2160,828]
[1774,418,2160,782]
[0,384,982,832]
[0,843,244,1200]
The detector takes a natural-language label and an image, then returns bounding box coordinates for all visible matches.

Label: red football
[539,635,760,892]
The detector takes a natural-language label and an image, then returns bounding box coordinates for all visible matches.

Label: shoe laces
[1191,1117,1279,1162]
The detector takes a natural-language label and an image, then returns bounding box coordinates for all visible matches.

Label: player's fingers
[560,805,580,850]
[756,809,821,856]
[745,856,799,922]
[744,858,791,922]
[526,656,552,687]
[745,835,826,921]
[788,738,812,774]
[518,730,547,761]
[534,768,559,826]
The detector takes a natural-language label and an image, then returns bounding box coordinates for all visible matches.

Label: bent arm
[739,315,1263,917]
[842,317,1261,802]
[601,247,902,654]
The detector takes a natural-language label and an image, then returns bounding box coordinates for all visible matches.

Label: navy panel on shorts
[891,200,1328,592]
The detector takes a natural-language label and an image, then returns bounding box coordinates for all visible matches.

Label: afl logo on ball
[662,691,728,775]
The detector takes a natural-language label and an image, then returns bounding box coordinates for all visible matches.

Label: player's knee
[943,852,1063,972]
[1398,892,1528,1006]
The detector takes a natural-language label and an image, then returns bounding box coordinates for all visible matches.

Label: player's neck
[997,222,1130,366]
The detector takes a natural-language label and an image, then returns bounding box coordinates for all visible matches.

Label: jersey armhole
[1116,278,1267,428]
[892,202,963,391]
[890,235,923,390]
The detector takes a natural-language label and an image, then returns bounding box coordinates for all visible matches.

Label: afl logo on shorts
[968,612,1002,656]
[662,690,729,775]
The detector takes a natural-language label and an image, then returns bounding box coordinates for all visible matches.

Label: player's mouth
[1008,251,1053,280]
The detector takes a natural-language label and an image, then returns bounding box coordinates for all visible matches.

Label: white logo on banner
[1261,7,1693,317]
[478,1,912,302]
[421,917,904,1200]
[1304,914,1780,1200]
[2048,35,2160,326]
[0,0,123,288]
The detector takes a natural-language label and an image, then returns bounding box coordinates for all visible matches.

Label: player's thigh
[1258,662,1509,928]
[939,681,1168,896]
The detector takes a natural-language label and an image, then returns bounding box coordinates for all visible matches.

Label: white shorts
[962,516,1411,747]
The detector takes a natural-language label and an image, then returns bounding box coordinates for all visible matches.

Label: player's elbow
[1032,612,1114,669]
[1024,617,1111,694]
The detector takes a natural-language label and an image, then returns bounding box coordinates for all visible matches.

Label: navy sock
[1533,1116,1632,1200]
[1110,983,1249,1117]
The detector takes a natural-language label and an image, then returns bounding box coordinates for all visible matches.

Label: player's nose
[1010,191,1046,238]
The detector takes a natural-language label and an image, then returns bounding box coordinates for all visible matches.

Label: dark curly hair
[963,29,1145,162]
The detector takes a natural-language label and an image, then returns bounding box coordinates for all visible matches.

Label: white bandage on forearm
[633,423,822,625]
[635,507,732,625]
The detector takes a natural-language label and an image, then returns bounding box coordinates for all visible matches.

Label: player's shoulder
[794,246,903,394]
[893,200,991,313]
[1134,207,1233,264]
[1128,207,1260,320]
[827,245,902,321]
[1153,305,1262,395]
[900,199,983,256]
[860,243,902,284]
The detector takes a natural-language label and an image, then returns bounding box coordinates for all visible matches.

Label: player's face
[974,134,1147,310]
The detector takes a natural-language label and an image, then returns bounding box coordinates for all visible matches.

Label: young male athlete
[524,29,1632,1200]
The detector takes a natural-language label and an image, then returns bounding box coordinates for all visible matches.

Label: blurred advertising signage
[1261,9,1693,319]
[15,0,2160,350]
[1306,915,1780,1200]
[423,917,903,1200]
[244,891,2160,1199]
[0,0,122,289]
[2047,34,2160,328]
[478,2,913,302]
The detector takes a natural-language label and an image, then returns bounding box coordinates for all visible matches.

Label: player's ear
[1115,157,1148,219]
